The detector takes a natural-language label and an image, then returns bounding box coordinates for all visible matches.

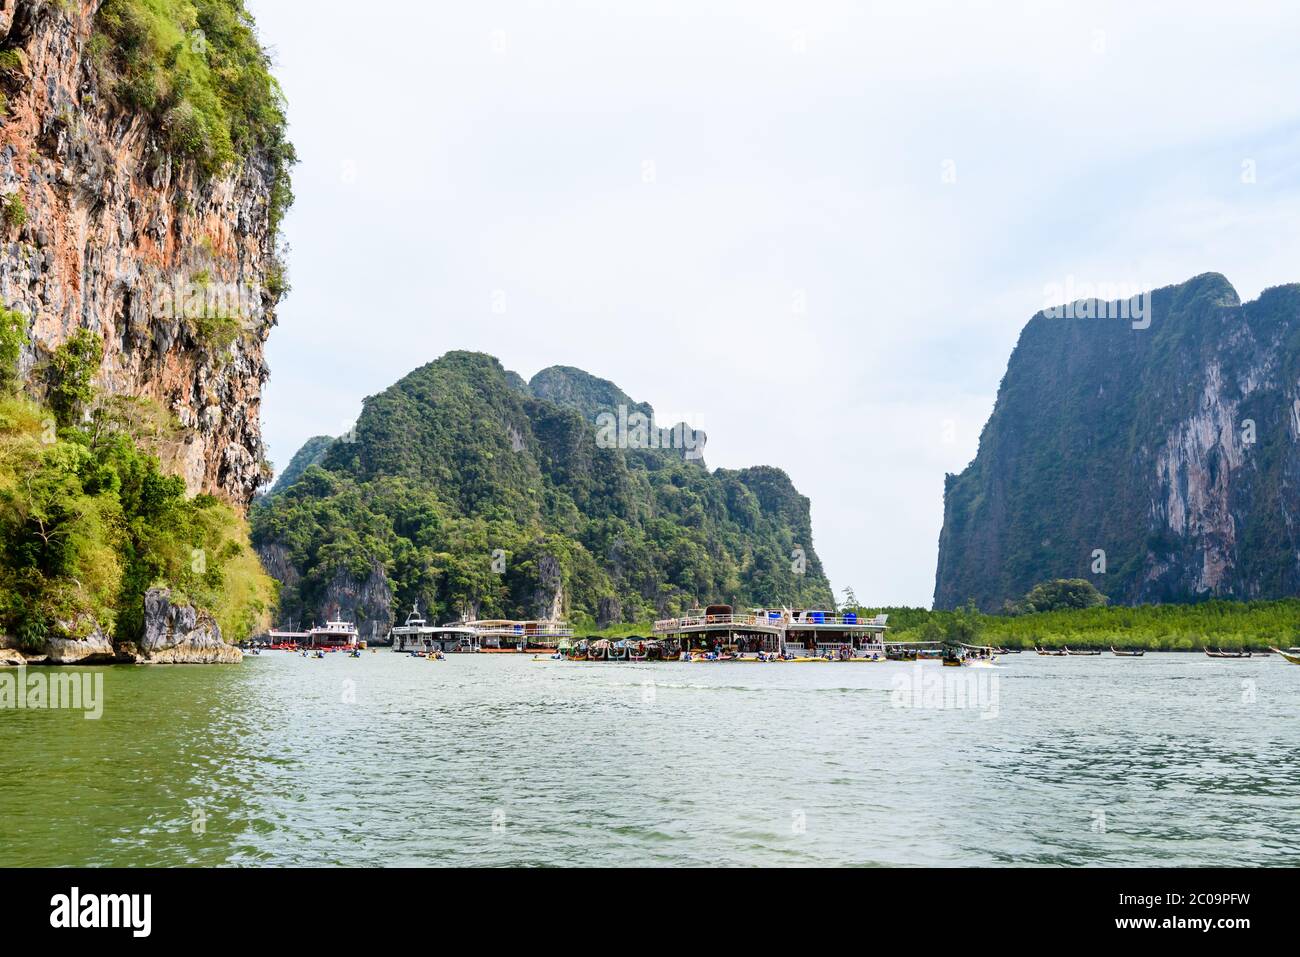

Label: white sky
[249,0,1300,608]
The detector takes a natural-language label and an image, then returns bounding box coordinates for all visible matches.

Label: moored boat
[389,604,478,654]
[1204,647,1252,659]
[1110,646,1145,657]
[308,616,359,649]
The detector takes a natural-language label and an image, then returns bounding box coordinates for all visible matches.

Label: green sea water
[1,652,1296,866]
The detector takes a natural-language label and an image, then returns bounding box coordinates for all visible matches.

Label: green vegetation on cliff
[528,365,652,428]
[266,433,333,496]
[90,0,296,228]
[0,330,274,649]
[253,352,832,630]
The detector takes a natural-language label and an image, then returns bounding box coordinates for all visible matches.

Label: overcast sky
[249,0,1300,608]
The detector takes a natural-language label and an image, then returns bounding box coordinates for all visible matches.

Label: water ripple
[0,654,1297,865]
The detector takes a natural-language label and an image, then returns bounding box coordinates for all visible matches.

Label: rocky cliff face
[1,587,240,663]
[935,273,1300,610]
[0,0,283,505]
[320,560,393,640]
[134,587,239,663]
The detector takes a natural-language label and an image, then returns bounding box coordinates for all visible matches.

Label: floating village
[262,603,1011,665]
[258,602,1300,666]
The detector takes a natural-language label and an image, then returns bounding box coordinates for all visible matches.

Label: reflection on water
[1,653,1297,866]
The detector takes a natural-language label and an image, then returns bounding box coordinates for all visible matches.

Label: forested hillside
[252,352,832,632]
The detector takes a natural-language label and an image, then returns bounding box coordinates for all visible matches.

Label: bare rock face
[519,552,565,622]
[596,596,621,628]
[935,273,1300,610]
[43,626,117,664]
[139,587,241,664]
[320,561,393,641]
[0,1,282,505]
[1,621,117,664]
[255,542,300,590]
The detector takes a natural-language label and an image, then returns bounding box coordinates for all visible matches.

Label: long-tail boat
[1110,646,1145,657]
[1204,647,1251,659]
[1269,647,1300,665]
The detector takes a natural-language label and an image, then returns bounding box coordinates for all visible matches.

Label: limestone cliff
[935,273,1300,610]
[255,351,833,632]
[0,0,289,505]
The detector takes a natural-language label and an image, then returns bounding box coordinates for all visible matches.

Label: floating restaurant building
[652,604,888,656]
[387,605,573,653]
[471,619,574,652]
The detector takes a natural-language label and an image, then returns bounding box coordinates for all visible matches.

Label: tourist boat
[1204,648,1252,659]
[388,605,478,654]
[938,643,998,667]
[1110,646,1145,657]
[781,608,889,659]
[1063,646,1101,656]
[1035,647,1067,656]
[1269,647,1300,665]
[307,616,359,649]
[962,643,999,666]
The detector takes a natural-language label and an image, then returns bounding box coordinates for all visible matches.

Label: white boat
[307,617,359,649]
[388,604,478,654]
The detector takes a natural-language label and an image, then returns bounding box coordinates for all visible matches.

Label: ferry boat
[307,617,359,649]
[388,604,478,654]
